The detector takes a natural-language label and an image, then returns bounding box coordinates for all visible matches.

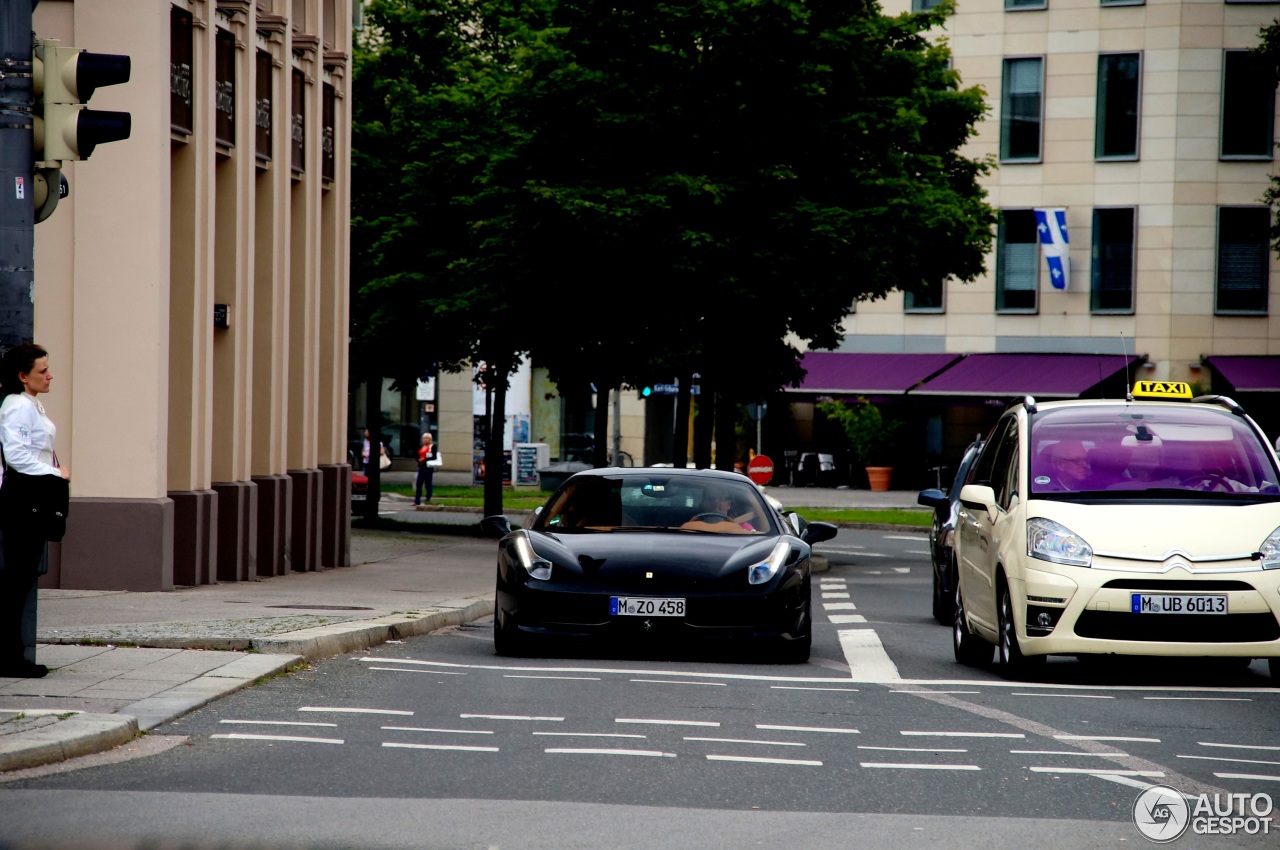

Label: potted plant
[816,397,904,491]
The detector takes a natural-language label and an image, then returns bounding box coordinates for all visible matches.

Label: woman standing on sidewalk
[0,344,70,679]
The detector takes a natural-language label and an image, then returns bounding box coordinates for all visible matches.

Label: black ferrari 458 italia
[482,467,838,662]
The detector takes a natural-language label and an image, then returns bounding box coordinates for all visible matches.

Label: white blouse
[0,392,59,476]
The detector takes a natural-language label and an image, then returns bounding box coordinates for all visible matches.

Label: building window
[1222,50,1277,159]
[1006,0,1047,9]
[1001,58,1044,162]
[291,68,306,174]
[322,83,336,182]
[256,50,273,163]
[911,0,943,8]
[1091,208,1136,313]
[215,29,236,148]
[996,209,1039,312]
[1216,207,1271,314]
[1096,53,1140,159]
[904,282,944,312]
[170,6,194,135]
[1100,0,1144,6]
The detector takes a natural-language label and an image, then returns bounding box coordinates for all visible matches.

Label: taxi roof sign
[1132,380,1193,400]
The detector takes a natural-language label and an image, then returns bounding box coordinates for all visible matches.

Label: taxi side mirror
[959,483,997,517]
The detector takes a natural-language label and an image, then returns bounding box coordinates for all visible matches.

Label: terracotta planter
[865,466,893,492]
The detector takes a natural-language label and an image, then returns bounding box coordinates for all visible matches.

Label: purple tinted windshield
[1029,405,1279,496]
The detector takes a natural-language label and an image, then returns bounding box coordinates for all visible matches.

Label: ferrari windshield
[1028,404,1280,497]
[536,473,774,534]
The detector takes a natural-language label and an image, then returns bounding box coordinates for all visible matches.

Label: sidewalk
[0,483,926,774]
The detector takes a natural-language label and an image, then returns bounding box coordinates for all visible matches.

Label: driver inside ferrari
[680,484,759,533]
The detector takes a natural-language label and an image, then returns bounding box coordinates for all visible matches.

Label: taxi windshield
[537,473,773,534]
[1028,405,1280,497]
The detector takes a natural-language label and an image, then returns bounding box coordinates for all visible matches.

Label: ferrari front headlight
[749,540,793,585]
[1257,527,1280,570]
[513,531,552,580]
[1027,517,1092,568]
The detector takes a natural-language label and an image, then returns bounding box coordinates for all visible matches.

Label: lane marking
[684,737,806,747]
[546,748,676,758]
[906,550,930,556]
[1029,767,1164,777]
[461,714,563,722]
[859,746,968,753]
[758,724,859,734]
[218,720,337,727]
[368,666,466,675]
[1054,735,1159,743]
[211,733,343,744]
[893,567,911,573]
[771,686,859,692]
[383,742,498,753]
[381,726,493,735]
[630,679,726,687]
[823,602,857,611]
[902,731,1025,739]
[891,690,979,695]
[707,755,822,766]
[1214,773,1280,782]
[617,718,720,727]
[828,614,867,624]
[1199,742,1280,752]
[862,763,980,771]
[1176,754,1280,767]
[533,732,646,739]
[505,675,601,681]
[838,629,902,682]
[1012,693,1114,700]
[1012,750,1128,757]
[883,536,923,542]
[298,707,412,716]
[822,592,851,599]
[1145,696,1250,702]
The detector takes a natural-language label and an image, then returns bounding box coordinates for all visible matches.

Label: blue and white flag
[1033,208,1070,290]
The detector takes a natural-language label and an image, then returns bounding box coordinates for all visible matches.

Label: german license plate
[611,597,685,617]
[1131,594,1227,614]
[351,493,367,502]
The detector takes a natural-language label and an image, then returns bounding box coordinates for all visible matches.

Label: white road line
[381,726,494,735]
[298,707,413,716]
[533,732,647,739]
[546,748,676,758]
[461,714,564,722]
[1054,735,1159,743]
[218,720,338,727]
[1177,755,1280,767]
[822,592,851,599]
[828,614,867,624]
[902,731,1025,739]
[211,733,343,744]
[383,742,498,753]
[838,629,901,682]
[1012,750,1129,757]
[1012,693,1115,699]
[883,536,922,542]
[630,679,727,686]
[1028,767,1164,777]
[367,666,466,675]
[823,602,857,610]
[770,686,860,692]
[891,690,980,695]
[859,554,891,559]
[906,550,930,556]
[1214,773,1280,782]
[1094,774,1164,793]
[684,737,806,747]
[505,675,601,681]
[1145,696,1251,702]
[861,763,980,771]
[893,567,911,573]
[707,755,822,766]
[617,718,720,727]
[758,724,859,735]
[858,746,968,753]
[1199,742,1280,752]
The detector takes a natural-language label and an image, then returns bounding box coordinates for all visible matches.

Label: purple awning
[1204,356,1280,392]
[792,352,963,395]
[910,353,1144,398]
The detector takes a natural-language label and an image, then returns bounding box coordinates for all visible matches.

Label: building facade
[34,0,353,591]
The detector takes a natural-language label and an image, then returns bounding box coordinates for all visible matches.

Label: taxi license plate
[611,597,685,617]
[1131,594,1227,615]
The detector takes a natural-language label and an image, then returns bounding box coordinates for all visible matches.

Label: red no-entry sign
[747,454,774,485]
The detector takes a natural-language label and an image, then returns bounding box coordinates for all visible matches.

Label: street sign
[747,454,774,486]
[747,402,768,421]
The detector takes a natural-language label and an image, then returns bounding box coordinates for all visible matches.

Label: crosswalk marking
[828,614,867,624]
[837,629,901,682]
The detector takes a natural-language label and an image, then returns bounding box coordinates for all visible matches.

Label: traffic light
[638,385,652,400]
[33,38,131,163]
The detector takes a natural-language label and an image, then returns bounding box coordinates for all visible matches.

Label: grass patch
[379,484,548,510]
[790,507,931,528]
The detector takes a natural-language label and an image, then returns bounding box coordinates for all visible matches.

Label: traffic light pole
[0,0,36,350]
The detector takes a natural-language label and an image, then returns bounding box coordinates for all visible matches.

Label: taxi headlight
[749,540,793,585]
[1027,518,1093,568]
[1257,527,1280,570]
[513,531,552,581]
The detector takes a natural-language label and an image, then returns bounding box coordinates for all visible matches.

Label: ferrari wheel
[493,605,525,657]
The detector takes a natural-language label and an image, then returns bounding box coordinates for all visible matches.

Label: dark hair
[1,344,48,396]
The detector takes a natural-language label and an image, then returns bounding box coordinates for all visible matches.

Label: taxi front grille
[1073,611,1280,643]
[1100,579,1255,592]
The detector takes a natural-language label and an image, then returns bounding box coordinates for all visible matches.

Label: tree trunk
[483,361,508,517]
[692,375,714,469]
[714,390,737,472]
[671,370,692,468]
[362,372,381,520]
[593,382,611,468]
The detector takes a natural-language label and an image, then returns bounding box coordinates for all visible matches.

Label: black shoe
[0,660,48,678]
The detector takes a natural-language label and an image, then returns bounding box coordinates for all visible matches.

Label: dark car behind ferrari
[482,467,837,662]
[917,439,984,625]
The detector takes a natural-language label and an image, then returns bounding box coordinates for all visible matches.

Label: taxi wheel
[954,583,993,666]
[998,584,1043,680]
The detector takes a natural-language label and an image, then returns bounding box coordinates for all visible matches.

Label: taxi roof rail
[1022,395,1038,414]
[1192,394,1246,416]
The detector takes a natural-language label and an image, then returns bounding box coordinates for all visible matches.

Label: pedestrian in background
[415,433,440,507]
[0,344,70,679]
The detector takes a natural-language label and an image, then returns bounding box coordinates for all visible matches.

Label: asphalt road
[1,528,1277,849]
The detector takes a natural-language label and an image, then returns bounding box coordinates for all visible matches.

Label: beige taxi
[953,381,1280,681]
